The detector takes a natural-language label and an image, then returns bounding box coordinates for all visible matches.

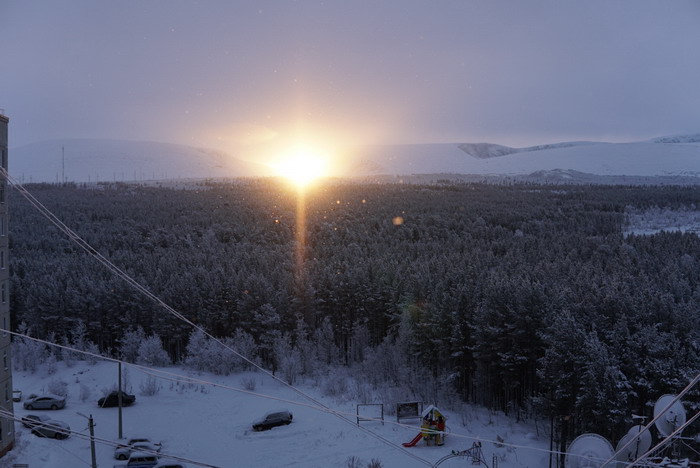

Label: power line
[600,374,700,467]
[0,409,220,468]
[5,327,576,461]
[11,173,690,467]
[625,409,700,467]
[1,171,432,466]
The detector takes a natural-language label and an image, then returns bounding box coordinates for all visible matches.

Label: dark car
[99,390,136,408]
[252,410,293,431]
[31,419,70,439]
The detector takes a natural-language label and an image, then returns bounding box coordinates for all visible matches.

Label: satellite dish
[654,394,687,437]
[614,425,652,466]
[565,433,615,468]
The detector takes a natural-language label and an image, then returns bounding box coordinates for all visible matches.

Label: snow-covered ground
[6,360,551,467]
[624,207,700,236]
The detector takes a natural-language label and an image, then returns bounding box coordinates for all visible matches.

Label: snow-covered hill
[457,141,597,159]
[9,139,266,183]
[647,134,700,144]
[346,136,700,179]
[10,134,700,183]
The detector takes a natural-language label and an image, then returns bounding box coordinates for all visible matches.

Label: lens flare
[273,147,328,187]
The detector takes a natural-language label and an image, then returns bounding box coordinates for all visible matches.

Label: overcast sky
[1,0,700,156]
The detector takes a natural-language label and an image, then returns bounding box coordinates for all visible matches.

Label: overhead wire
[10,174,698,467]
[0,408,219,468]
[18,418,94,468]
[625,409,700,467]
[5,327,579,461]
[2,171,432,466]
[600,375,700,467]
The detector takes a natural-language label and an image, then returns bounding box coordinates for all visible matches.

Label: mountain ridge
[9,134,700,183]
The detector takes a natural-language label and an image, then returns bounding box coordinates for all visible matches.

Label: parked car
[155,463,187,468]
[21,414,52,428]
[113,451,159,468]
[23,393,66,410]
[252,410,293,431]
[12,389,22,402]
[115,440,161,460]
[99,390,136,408]
[31,419,70,439]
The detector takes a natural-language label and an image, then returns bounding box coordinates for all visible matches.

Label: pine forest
[9,180,700,444]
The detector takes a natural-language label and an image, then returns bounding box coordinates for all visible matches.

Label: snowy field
[5,360,551,467]
[624,207,700,237]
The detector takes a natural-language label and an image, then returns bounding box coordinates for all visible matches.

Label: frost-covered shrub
[274,333,300,385]
[231,328,257,371]
[84,342,100,365]
[79,383,92,402]
[367,460,383,468]
[184,328,258,375]
[60,335,76,367]
[185,329,209,372]
[353,381,374,405]
[137,335,171,367]
[121,366,132,394]
[211,337,244,376]
[47,379,69,398]
[314,317,339,365]
[70,321,89,360]
[12,323,47,373]
[322,368,349,398]
[345,456,363,468]
[45,353,57,375]
[120,326,146,363]
[240,376,257,391]
[139,374,161,396]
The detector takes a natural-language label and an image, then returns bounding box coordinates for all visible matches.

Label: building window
[0,185,4,203]
[0,215,4,236]
[1,282,5,303]
[0,250,5,269]
[3,351,6,370]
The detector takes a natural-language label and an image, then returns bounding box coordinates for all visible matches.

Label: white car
[114,439,161,460]
[23,393,66,410]
[32,419,71,439]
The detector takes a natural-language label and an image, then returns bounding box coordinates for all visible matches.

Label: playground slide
[402,433,423,447]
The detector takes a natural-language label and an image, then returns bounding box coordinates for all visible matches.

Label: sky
[1,0,700,162]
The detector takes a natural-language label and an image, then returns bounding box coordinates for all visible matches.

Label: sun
[273,146,328,187]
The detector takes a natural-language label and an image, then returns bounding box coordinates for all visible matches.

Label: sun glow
[273,146,328,187]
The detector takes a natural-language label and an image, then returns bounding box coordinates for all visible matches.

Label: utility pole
[62,145,65,184]
[77,412,97,468]
[118,360,123,439]
[89,414,97,468]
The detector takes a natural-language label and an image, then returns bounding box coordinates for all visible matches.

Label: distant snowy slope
[457,142,517,159]
[9,139,266,183]
[458,141,598,159]
[346,139,700,178]
[648,133,700,144]
[11,135,700,182]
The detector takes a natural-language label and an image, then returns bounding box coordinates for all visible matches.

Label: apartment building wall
[0,111,15,457]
